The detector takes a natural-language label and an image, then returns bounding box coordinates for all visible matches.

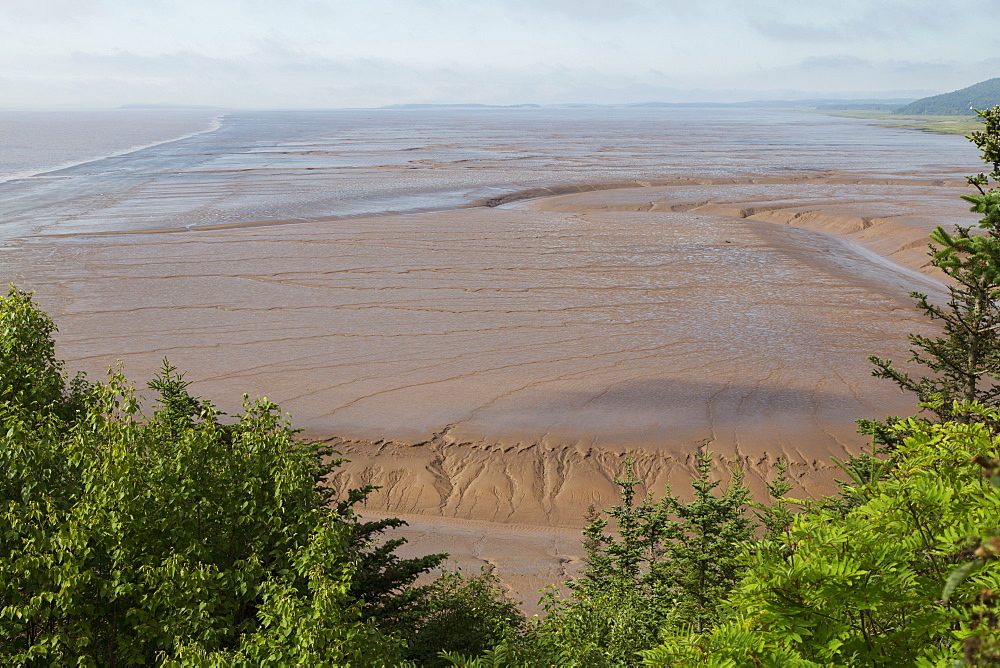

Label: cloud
[750,19,852,43]
[746,0,986,44]
[499,0,686,22]
[889,60,958,74]
[797,55,872,70]
[0,44,982,109]
[2,0,999,108]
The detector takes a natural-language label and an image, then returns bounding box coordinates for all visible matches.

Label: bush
[403,570,524,665]
[0,288,403,664]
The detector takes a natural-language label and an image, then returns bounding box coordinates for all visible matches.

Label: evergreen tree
[870,106,1000,423]
[752,458,795,540]
[574,452,752,626]
[643,412,1000,666]
[657,453,752,633]
[489,454,754,666]
[573,460,675,598]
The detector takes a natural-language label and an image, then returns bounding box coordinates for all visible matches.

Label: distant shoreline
[811,109,981,135]
[0,110,225,185]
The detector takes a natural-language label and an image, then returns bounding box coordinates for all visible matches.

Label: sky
[2,0,999,109]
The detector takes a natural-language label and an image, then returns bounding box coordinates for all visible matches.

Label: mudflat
[5,171,970,609]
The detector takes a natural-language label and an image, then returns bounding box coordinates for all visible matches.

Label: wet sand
[359,511,584,615]
[5,173,971,609]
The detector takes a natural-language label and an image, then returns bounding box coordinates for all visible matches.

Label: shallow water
[0,109,221,183]
[0,108,978,241]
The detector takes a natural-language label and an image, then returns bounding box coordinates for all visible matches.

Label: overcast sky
[2,0,998,109]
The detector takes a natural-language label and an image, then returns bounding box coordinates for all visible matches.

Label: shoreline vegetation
[813,109,985,135]
[812,76,1000,134]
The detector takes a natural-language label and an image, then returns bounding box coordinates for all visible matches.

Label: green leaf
[942,559,983,603]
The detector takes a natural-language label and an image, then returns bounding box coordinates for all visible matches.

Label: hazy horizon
[0,97,924,113]
[2,0,998,109]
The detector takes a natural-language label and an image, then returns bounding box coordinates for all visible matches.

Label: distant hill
[895,78,1000,115]
[630,98,915,110]
[381,103,541,110]
[380,99,917,112]
[815,103,903,112]
[119,104,217,110]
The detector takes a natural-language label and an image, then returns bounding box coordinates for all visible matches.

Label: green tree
[0,287,532,665]
[942,451,1000,666]
[573,453,753,634]
[643,411,1000,666]
[658,452,752,633]
[1,369,404,664]
[401,570,524,666]
[573,460,675,598]
[870,107,1000,423]
[339,496,448,634]
[484,454,754,667]
[0,286,89,419]
[0,289,429,664]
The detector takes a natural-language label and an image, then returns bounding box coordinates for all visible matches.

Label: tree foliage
[895,78,1000,116]
[401,570,524,666]
[0,286,89,420]
[871,107,1000,423]
[0,287,520,666]
[643,410,1000,666]
[0,351,400,662]
[473,453,757,667]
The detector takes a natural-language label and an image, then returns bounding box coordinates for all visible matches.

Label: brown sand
[5,174,971,609]
[358,511,584,615]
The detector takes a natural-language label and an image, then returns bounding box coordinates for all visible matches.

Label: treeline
[896,78,1000,116]
[3,108,1000,666]
[816,103,901,112]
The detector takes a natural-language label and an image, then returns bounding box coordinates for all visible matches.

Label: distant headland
[816,77,1000,134]
[380,103,542,109]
